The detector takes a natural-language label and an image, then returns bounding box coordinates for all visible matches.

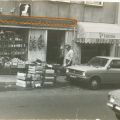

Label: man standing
[64,44,74,67]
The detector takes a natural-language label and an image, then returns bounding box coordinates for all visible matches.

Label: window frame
[110,60,120,69]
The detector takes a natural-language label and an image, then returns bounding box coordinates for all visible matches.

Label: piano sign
[19,3,31,16]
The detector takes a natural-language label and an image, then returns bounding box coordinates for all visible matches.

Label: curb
[0,82,16,85]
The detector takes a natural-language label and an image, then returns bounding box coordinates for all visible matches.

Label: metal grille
[69,69,83,75]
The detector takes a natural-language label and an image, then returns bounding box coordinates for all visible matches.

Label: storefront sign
[99,33,116,39]
[0,15,77,28]
[76,38,120,44]
[77,32,120,40]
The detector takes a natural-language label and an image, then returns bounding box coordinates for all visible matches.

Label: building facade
[0,0,119,67]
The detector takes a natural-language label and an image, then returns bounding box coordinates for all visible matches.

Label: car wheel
[89,77,100,90]
[116,113,120,120]
[65,76,70,81]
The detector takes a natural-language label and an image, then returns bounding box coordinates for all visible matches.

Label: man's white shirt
[64,49,74,66]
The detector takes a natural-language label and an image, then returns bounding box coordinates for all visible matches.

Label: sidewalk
[0,75,16,83]
[0,75,66,84]
[0,75,67,91]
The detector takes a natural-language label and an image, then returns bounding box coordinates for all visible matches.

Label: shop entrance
[81,44,110,63]
[47,30,65,64]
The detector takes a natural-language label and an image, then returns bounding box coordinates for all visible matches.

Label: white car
[107,90,120,120]
[66,56,120,89]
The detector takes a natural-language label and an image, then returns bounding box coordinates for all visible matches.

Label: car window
[110,60,120,69]
[87,57,108,67]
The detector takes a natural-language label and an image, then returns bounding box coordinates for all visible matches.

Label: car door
[105,60,120,84]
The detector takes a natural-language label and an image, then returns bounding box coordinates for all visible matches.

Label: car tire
[116,113,120,120]
[66,76,76,85]
[65,76,70,81]
[89,77,100,90]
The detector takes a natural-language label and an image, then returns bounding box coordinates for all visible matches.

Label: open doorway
[81,44,110,63]
[47,30,65,64]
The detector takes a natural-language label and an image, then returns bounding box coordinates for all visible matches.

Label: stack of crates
[16,72,31,87]
[27,64,45,88]
[16,63,57,88]
[43,68,56,86]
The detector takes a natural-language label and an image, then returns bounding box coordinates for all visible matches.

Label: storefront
[0,15,77,74]
[76,22,120,64]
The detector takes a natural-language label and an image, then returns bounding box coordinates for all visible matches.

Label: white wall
[64,30,81,65]
[115,3,120,57]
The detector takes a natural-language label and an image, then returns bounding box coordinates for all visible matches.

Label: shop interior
[81,44,110,63]
[0,28,28,60]
[0,27,29,74]
[47,30,65,65]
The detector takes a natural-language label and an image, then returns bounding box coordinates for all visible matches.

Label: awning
[76,22,120,44]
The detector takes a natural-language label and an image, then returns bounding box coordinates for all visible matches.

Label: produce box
[32,74,41,81]
[45,69,55,74]
[27,73,32,79]
[29,66,36,71]
[31,80,42,88]
[28,69,36,74]
[43,69,56,85]
[16,79,31,87]
[35,66,44,71]
[17,72,27,80]
[17,63,26,68]
[28,65,44,73]
[44,69,55,79]
[11,63,18,68]
[43,81,55,86]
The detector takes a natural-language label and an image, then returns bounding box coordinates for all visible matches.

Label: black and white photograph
[0,0,120,120]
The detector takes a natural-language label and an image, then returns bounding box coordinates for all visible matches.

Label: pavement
[0,75,66,86]
[0,75,67,92]
[0,75,16,84]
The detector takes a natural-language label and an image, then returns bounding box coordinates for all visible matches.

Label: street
[0,76,119,120]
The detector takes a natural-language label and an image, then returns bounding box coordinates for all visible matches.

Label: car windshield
[87,57,108,67]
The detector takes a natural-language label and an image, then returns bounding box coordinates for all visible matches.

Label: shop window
[19,3,31,16]
[0,29,28,75]
[0,29,28,61]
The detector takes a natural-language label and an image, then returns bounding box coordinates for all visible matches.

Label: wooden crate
[43,69,56,85]
[16,79,31,87]
[16,72,27,80]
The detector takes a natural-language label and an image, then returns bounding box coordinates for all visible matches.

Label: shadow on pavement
[101,84,120,90]
[0,84,17,92]
[0,76,70,92]
[68,80,89,89]
[68,80,120,90]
